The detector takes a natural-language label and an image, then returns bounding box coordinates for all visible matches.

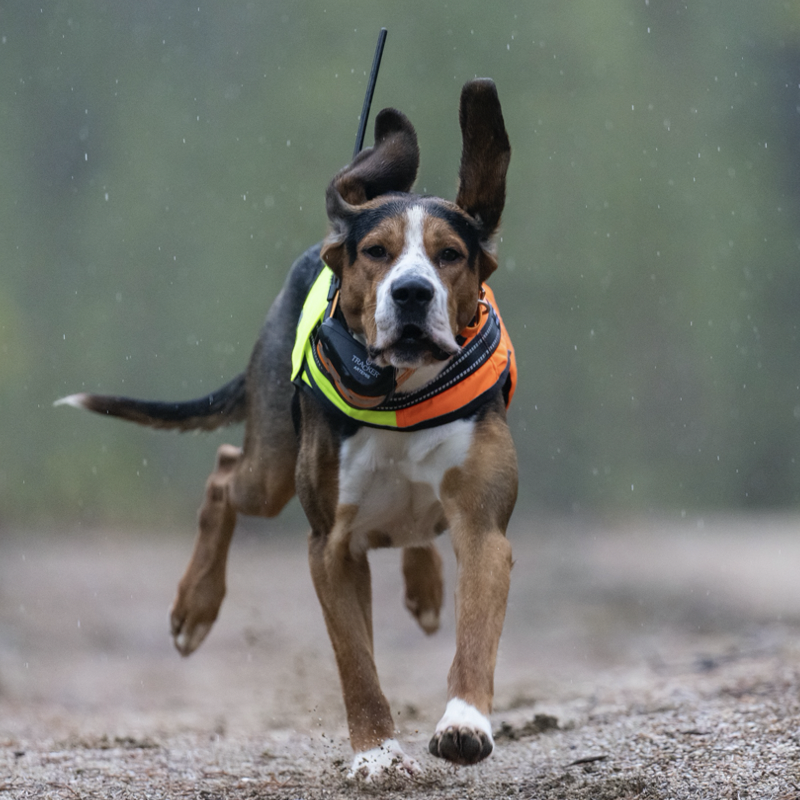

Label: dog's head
[320,79,511,370]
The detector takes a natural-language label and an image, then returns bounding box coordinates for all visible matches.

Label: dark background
[2,1,799,526]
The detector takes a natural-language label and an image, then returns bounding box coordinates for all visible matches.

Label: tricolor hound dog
[58,78,517,782]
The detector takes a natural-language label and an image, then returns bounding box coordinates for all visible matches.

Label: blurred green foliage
[1,1,799,526]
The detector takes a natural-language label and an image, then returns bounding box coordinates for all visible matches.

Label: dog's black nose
[391,276,434,309]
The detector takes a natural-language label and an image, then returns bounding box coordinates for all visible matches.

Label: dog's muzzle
[370,275,456,365]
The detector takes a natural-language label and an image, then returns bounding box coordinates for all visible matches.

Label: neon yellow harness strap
[291,265,401,427]
[291,265,334,382]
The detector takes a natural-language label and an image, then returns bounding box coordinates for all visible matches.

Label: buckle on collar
[457,286,490,345]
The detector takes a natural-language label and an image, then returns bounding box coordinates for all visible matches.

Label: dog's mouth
[369,324,458,367]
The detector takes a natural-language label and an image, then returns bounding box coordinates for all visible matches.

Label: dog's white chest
[338,419,474,551]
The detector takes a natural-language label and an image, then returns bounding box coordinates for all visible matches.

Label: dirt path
[1,515,799,798]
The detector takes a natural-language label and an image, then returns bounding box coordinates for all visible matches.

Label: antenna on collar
[353,28,388,159]
[315,29,393,406]
[330,26,387,300]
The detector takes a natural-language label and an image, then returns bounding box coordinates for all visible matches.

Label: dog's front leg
[308,524,420,782]
[430,407,518,766]
[431,522,512,765]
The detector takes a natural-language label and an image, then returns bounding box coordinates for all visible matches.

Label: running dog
[58,78,517,782]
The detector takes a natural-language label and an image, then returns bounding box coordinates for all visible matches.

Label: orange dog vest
[292,265,516,431]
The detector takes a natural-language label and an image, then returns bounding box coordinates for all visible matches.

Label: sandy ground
[1,513,799,798]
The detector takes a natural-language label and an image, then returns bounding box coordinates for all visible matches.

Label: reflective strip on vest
[291,265,516,430]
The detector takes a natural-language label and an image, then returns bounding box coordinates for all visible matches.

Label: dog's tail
[54,372,247,432]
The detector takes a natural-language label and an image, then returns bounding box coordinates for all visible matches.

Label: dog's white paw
[429,698,494,765]
[348,738,421,783]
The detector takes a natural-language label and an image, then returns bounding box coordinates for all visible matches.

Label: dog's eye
[363,244,387,260]
[439,248,463,263]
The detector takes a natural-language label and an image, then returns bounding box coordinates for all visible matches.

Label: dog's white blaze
[338,419,474,552]
[348,738,421,782]
[434,698,494,744]
[373,205,459,363]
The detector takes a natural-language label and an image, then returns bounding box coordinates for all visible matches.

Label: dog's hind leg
[170,443,242,655]
[402,544,444,635]
[169,429,297,656]
[169,251,309,655]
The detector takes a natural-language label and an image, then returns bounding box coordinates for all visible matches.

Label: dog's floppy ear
[332,108,419,206]
[323,109,419,276]
[455,79,511,249]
